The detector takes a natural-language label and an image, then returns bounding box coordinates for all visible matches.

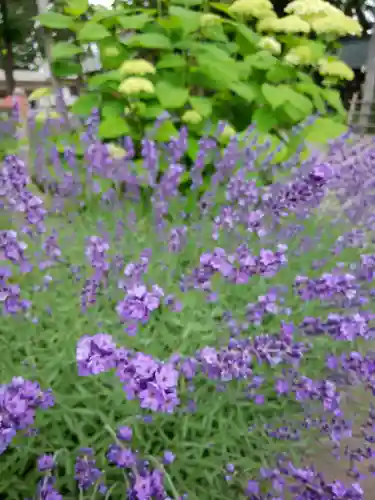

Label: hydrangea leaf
[118,14,152,30]
[231,82,258,103]
[321,88,346,116]
[189,96,212,118]
[71,93,101,116]
[261,84,288,109]
[36,12,75,30]
[64,0,89,17]
[253,106,278,133]
[157,54,187,69]
[51,42,83,61]
[303,117,348,144]
[126,33,172,50]
[78,22,111,42]
[87,71,121,90]
[98,117,130,139]
[156,81,189,109]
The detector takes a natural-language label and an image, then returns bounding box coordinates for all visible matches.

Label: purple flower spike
[76,333,118,376]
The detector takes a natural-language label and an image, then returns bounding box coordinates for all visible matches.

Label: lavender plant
[2,115,375,500]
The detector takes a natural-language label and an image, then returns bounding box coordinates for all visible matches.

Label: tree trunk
[0,0,15,94]
[359,19,375,132]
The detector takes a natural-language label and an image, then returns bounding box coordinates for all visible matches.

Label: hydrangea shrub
[35,0,358,155]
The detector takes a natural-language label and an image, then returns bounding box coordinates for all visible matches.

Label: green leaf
[36,12,74,29]
[51,42,83,61]
[295,82,326,114]
[156,81,189,109]
[266,65,295,83]
[138,104,164,119]
[283,102,306,122]
[158,16,184,31]
[321,88,346,116]
[99,38,128,70]
[92,8,124,22]
[52,60,81,77]
[253,107,278,133]
[283,87,313,115]
[210,2,232,14]
[235,23,260,46]
[303,117,348,144]
[196,56,239,87]
[102,101,124,118]
[187,137,199,160]
[157,54,186,69]
[246,51,276,69]
[78,22,111,41]
[28,87,52,101]
[71,93,101,116]
[87,71,121,90]
[192,43,232,62]
[118,14,152,30]
[169,6,201,34]
[261,84,288,109]
[189,96,212,117]
[235,23,261,56]
[202,24,227,43]
[98,117,130,140]
[231,82,257,103]
[153,120,179,141]
[64,0,88,16]
[126,33,172,49]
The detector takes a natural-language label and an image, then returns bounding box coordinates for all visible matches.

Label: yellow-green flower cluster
[200,13,221,28]
[229,0,275,19]
[258,14,310,33]
[220,124,236,142]
[258,36,281,55]
[118,77,155,96]
[119,59,156,77]
[285,0,331,17]
[107,143,127,159]
[284,45,314,66]
[118,59,156,96]
[318,59,354,80]
[311,14,362,36]
[285,0,362,36]
[182,110,203,125]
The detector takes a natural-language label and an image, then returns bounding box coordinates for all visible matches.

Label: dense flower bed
[1,119,375,499]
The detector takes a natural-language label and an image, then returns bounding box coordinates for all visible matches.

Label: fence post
[347,92,358,126]
[13,88,30,167]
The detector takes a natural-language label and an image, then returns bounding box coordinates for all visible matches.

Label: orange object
[3,94,28,120]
